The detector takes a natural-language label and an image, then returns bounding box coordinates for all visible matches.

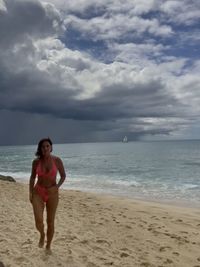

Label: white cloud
[43,0,159,15]
[111,42,168,66]
[179,30,200,45]
[160,0,200,25]
[0,0,7,12]
[65,11,173,41]
[42,1,66,33]
[42,0,200,28]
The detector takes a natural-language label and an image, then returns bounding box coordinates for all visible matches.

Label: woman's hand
[48,185,59,194]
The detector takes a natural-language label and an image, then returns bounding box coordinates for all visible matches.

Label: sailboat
[122,136,128,143]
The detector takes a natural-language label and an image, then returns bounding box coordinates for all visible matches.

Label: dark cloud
[0,0,199,145]
[0,59,183,122]
[0,0,64,48]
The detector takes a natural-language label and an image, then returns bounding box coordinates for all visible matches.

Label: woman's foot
[38,233,45,248]
[45,245,52,255]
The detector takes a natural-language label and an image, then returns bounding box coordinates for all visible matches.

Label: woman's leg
[46,188,59,250]
[32,192,45,247]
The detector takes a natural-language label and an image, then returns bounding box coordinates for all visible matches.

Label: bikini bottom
[34,184,56,202]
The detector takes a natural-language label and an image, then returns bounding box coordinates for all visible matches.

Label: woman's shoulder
[52,155,62,165]
[32,158,40,166]
[31,158,40,171]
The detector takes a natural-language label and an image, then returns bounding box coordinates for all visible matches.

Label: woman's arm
[56,157,66,188]
[29,160,37,203]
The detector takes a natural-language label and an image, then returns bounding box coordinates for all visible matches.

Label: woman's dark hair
[35,137,53,158]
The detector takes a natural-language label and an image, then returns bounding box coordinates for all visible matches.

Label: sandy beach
[1,180,200,267]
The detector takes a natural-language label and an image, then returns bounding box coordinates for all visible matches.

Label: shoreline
[64,187,200,210]
[16,177,200,210]
[1,180,200,266]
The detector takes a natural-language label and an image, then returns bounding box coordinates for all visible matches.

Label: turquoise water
[0,141,200,207]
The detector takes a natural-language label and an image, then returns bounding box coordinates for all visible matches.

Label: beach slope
[0,180,200,267]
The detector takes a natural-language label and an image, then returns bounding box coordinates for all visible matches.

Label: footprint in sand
[22,239,32,246]
[125,225,132,229]
[80,239,89,245]
[139,223,145,228]
[179,231,188,234]
[159,246,172,252]
[1,249,9,254]
[172,252,180,256]
[163,258,173,264]
[104,261,114,265]
[168,233,189,244]
[78,255,88,263]
[93,246,105,253]
[96,239,110,246]
[150,215,159,220]
[15,256,27,264]
[140,220,148,224]
[147,226,154,232]
[120,247,132,257]
[140,262,151,266]
[120,252,130,258]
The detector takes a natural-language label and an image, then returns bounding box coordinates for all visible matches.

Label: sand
[0,180,200,267]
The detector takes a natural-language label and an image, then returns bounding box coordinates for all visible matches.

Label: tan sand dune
[1,180,200,267]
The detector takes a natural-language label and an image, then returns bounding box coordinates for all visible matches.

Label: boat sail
[122,136,128,143]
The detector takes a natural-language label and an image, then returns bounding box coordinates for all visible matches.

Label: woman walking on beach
[29,138,66,252]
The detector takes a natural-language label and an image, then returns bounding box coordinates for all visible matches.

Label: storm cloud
[0,0,199,144]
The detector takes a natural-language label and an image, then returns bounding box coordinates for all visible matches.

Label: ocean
[0,140,200,207]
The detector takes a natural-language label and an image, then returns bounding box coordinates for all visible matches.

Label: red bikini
[36,159,57,179]
[34,158,58,202]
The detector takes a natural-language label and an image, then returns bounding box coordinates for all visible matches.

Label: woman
[29,138,66,252]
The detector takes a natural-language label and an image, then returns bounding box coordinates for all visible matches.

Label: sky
[0,0,200,145]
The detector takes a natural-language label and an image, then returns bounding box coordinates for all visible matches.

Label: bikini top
[36,158,57,179]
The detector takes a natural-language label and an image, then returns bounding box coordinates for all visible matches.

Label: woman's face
[41,141,52,156]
